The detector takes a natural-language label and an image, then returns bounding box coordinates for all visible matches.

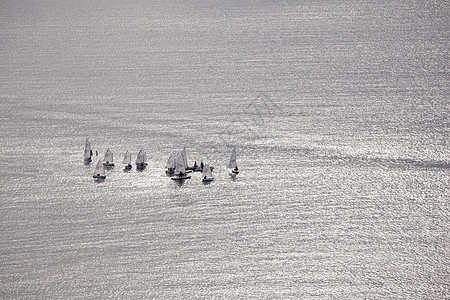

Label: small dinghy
[201,163,214,183]
[165,153,177,175]
[103,148,115,167]
[229,147,239,174]
[122,150,132,170]
[93,160,106,179]
[84,138,92,163]
[136,149,147,170]
[171,154,191,181]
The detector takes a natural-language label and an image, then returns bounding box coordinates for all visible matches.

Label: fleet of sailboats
[86,141,239,182]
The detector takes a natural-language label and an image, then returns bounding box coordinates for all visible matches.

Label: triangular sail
[143,150,147,163]
[166,153,176,169]
[181,147,188,168]
[174,154,186,174]
[104,148,113,162]
[228,148,237,168]
[202,163,213,178]
[122,151,131,164]
[84,139,92,160]
[94,160,105,176]
[136,149,144,164]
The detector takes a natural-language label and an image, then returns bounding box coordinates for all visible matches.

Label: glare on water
[0,0,448,298]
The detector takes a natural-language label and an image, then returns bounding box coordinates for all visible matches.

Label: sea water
[0,0,448,298]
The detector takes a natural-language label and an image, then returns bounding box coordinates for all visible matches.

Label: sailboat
[93,160,106,179]
[136,149,147,170]
[181,147,193,171]
[122,150,132,170]
[84,138,92,163]
[180,147,193,172]
[103,148,115,166]
[201,163,214,182]
[165,153,176,175]
[171,154,191,180]
[229,147,239,174]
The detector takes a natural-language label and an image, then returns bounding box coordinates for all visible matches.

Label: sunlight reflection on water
[1,0,448,298]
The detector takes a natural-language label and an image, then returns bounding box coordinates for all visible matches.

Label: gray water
[1,0,449,298]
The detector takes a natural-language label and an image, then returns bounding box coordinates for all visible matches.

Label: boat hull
[103,162,115,167]
[171,176,191,181]
[93,175,106,179]
[232,170,239,174]
[202,177,214,182]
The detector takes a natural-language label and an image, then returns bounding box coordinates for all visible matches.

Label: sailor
[200,161,204,169]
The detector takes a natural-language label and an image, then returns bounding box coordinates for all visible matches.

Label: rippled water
[1,0,448,298]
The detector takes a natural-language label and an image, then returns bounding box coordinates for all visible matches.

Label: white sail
[174,154,186,174]
[143,150,147,163]
[136,149,144,164]
[166,153,176,169]
[202,163,213,178]
[181,147,188,168]
[122,150,131,165]
[84,139,92,160]
[94,160,105,176]
[228,148,237,168]
[104,148,113,162]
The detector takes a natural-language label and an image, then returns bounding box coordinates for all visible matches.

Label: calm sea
[1,0,448,298]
